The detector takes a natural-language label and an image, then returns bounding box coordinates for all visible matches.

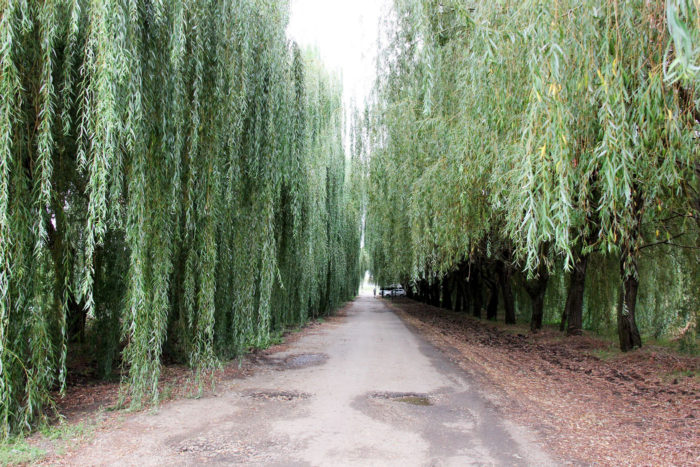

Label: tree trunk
[421,280,429,304]
[618,259,643,352]
[454,263,468,312]
[559,303,567,332]
[441,275,452,309]
[431,280,441,307]
[486,280,498,321]
[525,269,549,332]
[450,275,459,311]
[497,260,516,324]
[617,184,644,351]
[462,278,471,313]
[618,276,642,352]
[454,278,463,312]
[564,253,588,336]
[469,266,482,319]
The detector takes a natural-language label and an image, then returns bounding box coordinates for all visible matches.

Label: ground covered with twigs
[387,298,699,466]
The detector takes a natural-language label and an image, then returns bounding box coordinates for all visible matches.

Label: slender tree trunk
[617,186,644,351]
[525,269,549,332]
[454,263,467,312]
[497,260,516,324]
[486,280,498,321]
[559,303,567,332]
[564,253,588,336]
[618,270,642,351]
[431,280,441,307]
[450,274,459,311]
[463,276,471,313]
[454,279,462,312]
[456,274,466,312]
[418,279,428,303]
[441,275,452,309]
[469,266,482,318]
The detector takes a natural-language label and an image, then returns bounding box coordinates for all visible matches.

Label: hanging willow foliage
[0,0,361,438]
[366,0,699,350]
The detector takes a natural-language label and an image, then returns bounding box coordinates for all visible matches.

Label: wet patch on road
[251,352,330,371]
[244,389,311,401]
[370,391,433,406]
[282,353,329,369]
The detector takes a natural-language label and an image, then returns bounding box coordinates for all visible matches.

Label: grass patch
[394,395,432,406]
[661,368,699,383]
[0,419,98,465]
[589,347,620,361]
[0,437,45,466]
[39,420,90,441]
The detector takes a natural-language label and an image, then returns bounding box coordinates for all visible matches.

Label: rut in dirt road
[54,296,553,466]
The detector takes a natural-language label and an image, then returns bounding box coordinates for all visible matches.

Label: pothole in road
[370,391,433,406]
[245,390,311,401]
[252,352,329,370]
[280,353,329,369]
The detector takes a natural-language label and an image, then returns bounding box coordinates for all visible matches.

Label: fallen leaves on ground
[387,298,699,467]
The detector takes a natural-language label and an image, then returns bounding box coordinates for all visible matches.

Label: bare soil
[385,297,700,466]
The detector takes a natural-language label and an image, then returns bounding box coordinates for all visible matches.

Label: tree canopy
[366,0,699,350]
[0,0,361,438]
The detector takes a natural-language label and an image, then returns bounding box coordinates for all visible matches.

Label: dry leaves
[388,298,699,466]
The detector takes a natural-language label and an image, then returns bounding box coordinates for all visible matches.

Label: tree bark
[454,278,463,312]
[441,275,452,309]
[618,257,643,351]
[421,280,428,303]
[469,266,482,319]
[454,263,467,312]
[525,269,549,332]
[564,253,588,336]
[559,302,567,332]
[497,260,516,324]
[431,280,441,307]
[617,185,644,351]
[486,280,498,321]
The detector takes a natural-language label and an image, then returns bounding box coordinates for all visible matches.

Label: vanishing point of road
[57,295,554,466]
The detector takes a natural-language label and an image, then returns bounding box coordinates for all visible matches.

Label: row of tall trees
[0,0,361,438]
[366,0,699,351]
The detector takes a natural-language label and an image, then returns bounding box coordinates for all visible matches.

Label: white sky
[287,0,390,108]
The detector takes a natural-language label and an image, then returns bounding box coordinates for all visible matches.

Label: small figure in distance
[373,287,376,297]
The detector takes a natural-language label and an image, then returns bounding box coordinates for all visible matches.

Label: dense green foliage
[367,0,699,350]
[0,0,361,438]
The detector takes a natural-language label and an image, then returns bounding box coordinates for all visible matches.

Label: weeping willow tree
[0,0,361,439]
[366,0,699,349]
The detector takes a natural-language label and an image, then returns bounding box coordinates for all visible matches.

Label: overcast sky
[287,0,390,107]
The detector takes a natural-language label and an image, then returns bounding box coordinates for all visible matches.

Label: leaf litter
[387,298,699,466]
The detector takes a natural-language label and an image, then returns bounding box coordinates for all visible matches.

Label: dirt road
[54,296,553,466]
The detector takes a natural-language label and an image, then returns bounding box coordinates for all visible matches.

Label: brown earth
[385,297,700,466]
